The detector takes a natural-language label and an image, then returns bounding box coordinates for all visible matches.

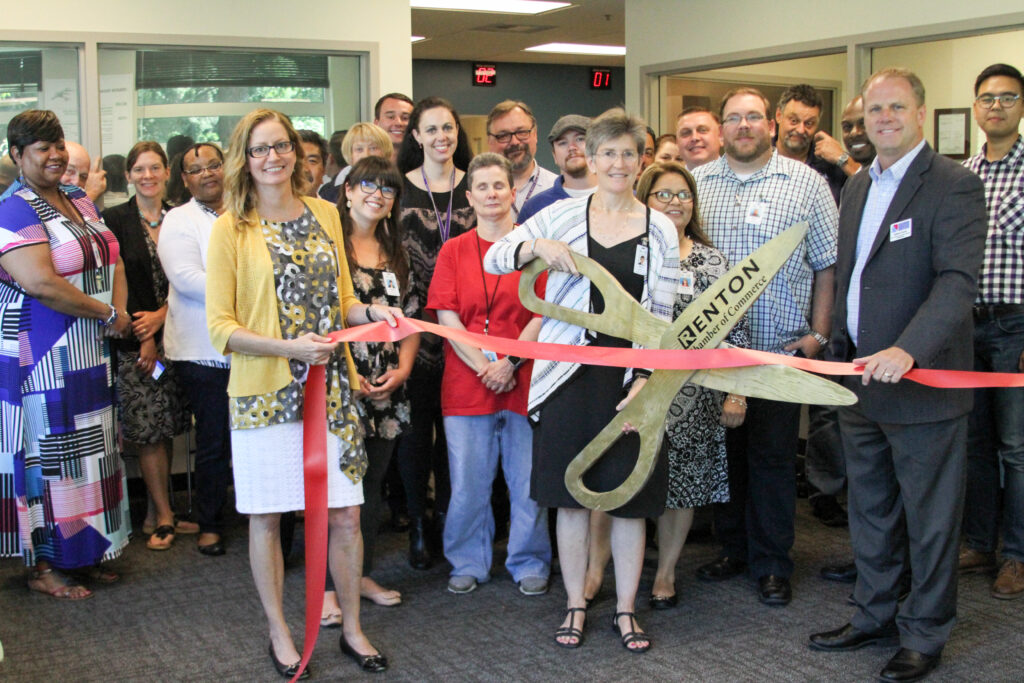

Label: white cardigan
[157,198,230,364]
[485,195,679,414]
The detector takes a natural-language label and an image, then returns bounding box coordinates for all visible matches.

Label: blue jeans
[443,412,550,582]
[965,312,1024,561]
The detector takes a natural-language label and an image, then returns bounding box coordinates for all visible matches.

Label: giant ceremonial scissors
[518,222,857,511]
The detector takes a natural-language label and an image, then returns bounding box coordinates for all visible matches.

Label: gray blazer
[828,143,987,424]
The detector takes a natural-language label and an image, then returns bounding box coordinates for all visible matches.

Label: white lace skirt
[231,422,364,513]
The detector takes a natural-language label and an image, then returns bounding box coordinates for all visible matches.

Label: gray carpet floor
[1,495,1022,682]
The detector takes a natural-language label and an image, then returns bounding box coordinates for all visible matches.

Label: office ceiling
[411,0,626,66]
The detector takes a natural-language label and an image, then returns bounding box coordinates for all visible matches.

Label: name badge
[633,244,649,276]
[889,218,912,242]
[481,349,498,363]
[382,271,401,297]
[745,201,768,225]
[678,270,695,296]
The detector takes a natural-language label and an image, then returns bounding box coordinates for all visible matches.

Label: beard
[563,156,589,179]
[781,131,811,156]
[504,144,534,174]
[724,134,771,163]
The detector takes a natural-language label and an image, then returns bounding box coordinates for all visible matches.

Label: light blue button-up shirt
[846,138,927,346]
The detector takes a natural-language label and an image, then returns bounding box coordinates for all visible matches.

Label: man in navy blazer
[809,67,987,682]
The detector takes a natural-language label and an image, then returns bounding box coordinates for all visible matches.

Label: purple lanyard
[421,166,456,243]
[512,169,539,216]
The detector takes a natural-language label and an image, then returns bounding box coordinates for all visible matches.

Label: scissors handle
[519,253,667,349]
[564,369,691,510]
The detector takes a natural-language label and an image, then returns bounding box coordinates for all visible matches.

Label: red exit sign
[473,63,497,87]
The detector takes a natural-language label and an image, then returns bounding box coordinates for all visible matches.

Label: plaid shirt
[963,135,1024,305]
[693,151,838,353]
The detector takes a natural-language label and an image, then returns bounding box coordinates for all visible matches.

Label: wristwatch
[99,304,118,327]
[505,355,526,370]
[836,152,850,167]
[810,330,830,347]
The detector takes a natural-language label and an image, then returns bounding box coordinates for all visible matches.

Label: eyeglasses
[975,93,1022,109]
[246,141,295,158]
[594,149,639,163]
[183,161,224,176]
[488,127,534,144]
[651,189,694,204]
[359,179,397,199]
[722,112,766,126]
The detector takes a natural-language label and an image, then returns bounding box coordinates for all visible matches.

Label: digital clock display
[473,63,497,87]
[590,68,612,90]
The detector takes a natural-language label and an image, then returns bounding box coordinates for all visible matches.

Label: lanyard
[422,166,456,243]
[512,167,540,216]
[473,230,502,334]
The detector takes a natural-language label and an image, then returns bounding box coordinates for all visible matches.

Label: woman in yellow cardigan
[207,109,398,677]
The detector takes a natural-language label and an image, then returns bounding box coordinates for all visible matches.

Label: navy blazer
[828,143,987,424]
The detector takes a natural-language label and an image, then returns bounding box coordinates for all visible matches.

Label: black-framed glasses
[246,141,295,158]
[359,179,397,199]
[183,161,224,176]
[488,127,534,144]
[651,189,694,203]
[975,93,1022,109]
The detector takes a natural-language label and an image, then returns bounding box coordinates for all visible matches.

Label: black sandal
[612,611,651,653]
[554,607,586,648]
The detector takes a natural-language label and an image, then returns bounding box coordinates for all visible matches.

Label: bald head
[61,141,91,189]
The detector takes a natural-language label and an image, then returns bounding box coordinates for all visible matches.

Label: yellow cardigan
[206,196,360,398]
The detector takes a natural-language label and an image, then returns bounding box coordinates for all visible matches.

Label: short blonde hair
[341,123,393,163]
[223,109,307,226]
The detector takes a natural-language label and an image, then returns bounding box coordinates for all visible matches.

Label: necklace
[139,206,166,229]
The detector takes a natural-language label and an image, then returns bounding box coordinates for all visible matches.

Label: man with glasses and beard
[486,100,558,217]
[157,143,231,557]
[517,115,596,224]
[692,87,838,608]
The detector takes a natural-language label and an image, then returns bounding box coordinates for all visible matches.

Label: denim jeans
[965,312,1024,561]
[443,412,550,582]
[174,362,231,535]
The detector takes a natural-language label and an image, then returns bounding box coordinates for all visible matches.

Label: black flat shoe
[339,635,388,673]
[408,517,432,570]
[758,575,792,606]
[809,623,899,651]
[648,593,678,610]
[820,562,857,583]
[197,540,226,556]
[696,556,747,581]
[268,643,310,680]
[879,648,941,682]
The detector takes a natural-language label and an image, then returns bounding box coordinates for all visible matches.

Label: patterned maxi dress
[0,185,131,567]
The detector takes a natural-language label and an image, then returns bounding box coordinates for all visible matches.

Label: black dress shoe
[696,556,747,581]
[811,494,848,527]
[758,575,792,606]
[268,643,310,680]
[879,647,940,682]
[809,623,899,651]
[820,562,857,583]
[339,635,388,673]
[648,593,678,610]
[197,540,226,556]
[408,516,432,570]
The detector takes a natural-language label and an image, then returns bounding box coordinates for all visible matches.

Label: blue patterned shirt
[693,151,838,353]
[963,135,1024,305]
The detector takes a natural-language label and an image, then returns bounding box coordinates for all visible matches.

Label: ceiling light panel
[524,42,626,56]
[410,1,571,15]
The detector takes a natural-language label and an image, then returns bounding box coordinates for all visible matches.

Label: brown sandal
[147,524,175,551]
[27,568,94,601]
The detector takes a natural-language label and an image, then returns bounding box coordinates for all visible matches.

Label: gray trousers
[838,401,967,656]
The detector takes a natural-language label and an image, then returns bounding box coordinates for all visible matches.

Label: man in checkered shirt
[959,63,1024,600]
[691,87,838,607]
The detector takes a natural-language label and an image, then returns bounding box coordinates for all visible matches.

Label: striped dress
[0,185,131,568]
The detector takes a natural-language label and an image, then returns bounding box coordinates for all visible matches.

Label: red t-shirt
[427,229,544,416]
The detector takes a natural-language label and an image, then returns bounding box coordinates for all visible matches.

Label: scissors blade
[659,222,809,351]
[691,365,857,405]
[519,252,668,349]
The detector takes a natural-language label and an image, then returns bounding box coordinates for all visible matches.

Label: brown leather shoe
[992,559,1024,600]
[958,547,996,574]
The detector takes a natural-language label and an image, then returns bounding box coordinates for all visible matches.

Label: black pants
[175,362,231,535]
[714,397,799,578]
[394,363,449,519]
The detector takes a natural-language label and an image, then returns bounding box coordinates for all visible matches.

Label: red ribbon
[294,365,328,683]
[295,315,1024,675]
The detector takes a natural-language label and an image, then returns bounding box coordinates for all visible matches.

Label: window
[0,46,81,158]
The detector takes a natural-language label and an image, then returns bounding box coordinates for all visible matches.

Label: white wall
[625,0,1024,112]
